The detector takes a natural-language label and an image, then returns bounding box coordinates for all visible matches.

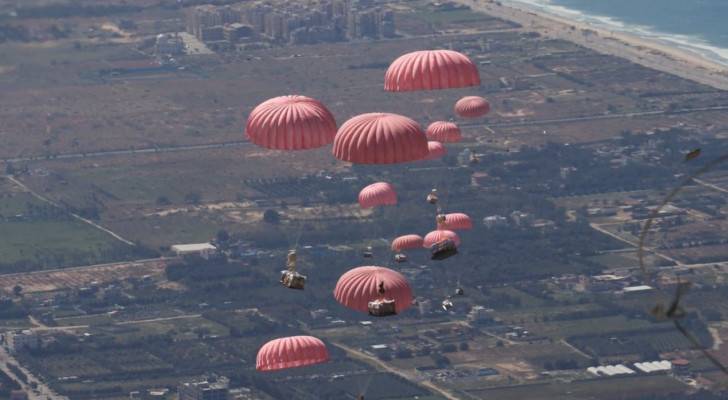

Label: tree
[156,196,171,206]
[184,191,202,205]
[263,209,280,224]
[216,229,230,243]
[12,285,22,297]
[459,342,469,351]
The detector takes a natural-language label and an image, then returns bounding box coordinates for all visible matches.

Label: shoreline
[456,0,728,91]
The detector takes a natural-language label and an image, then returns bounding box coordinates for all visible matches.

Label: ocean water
[504,0,728,65]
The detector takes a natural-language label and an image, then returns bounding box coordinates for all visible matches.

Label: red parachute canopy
[359,182,397,209]
[256,335,329,372]
[423,230,461,248]
[333,113,429,164]
[426,121,462,143]
[425,141,446,160]
[437,213,473,231]
[334,266,413,314]
[455,96,490,118]
[384,50,481,92]
[391,234,424,252]
[246,95,337,150]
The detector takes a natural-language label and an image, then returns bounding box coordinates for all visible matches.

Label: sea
[503,0,728,66]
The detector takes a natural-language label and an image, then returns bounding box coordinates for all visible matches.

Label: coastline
[455,0,728,91]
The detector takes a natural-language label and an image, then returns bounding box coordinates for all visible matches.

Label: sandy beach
[455,0,728,91]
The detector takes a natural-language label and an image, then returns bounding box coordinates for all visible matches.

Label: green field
[0,219,132,269]
[0,178,139,271]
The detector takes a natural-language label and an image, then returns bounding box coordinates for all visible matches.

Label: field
[0,177,138,271]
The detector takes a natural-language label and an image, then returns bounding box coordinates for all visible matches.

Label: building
[178,376,229,400]
[155,33,185,55]
[223,23,254,43]
[186,5,241,39]
[587,364,635,377]
[467,305,494,323]
[418,298,432,316]
[6,330,40,354]
[171,243,218,259]
[622,285,654,294]
[633,360,672,374]
[510,211,533,226]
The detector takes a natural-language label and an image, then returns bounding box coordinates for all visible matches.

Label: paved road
[589,222,683,266]
[0,346,68,400]
[694,178,728,195]
[462,105,728,129]
[30,313,202,332]
[1,140,251,164]
[0,257,168,280]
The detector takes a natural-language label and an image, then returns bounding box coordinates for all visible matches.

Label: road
[1,140,252,164]
[589,222,683,266]
[0,345,68,400]
[462,105,728,129]
[694,178,728,195]
[5,174,135,246]
[29,313,202,333]
[3,105,727,167]
[332,342,465,400]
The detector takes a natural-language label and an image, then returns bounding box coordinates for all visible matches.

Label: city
[1,0,728,399]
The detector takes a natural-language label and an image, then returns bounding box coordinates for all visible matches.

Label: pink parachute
[425,141,446,160]
[256,335,329,372]
[391,234,424,252]
[426,121,462,143]
[334,266,413,314]
[333,113,429,164]
[423,230,461,248]
[454,96,490,118]
[246,95,337,150]
[359,182,397,209]
[384,50,481,92]
[437,213,473,231]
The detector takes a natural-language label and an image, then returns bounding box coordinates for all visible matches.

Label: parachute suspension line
[638,152,728,283]
[292,214,306,249]
[352,364,375,400]
[636,152,728,376]
[373,204,406,267]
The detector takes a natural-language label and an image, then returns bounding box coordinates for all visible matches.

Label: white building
[483,215,507,228]
[171,243,218,259]
[634,360,672,374]
[155,33,185,55]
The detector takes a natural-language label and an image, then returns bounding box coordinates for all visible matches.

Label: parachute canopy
[423,230,461,248]
[437,213,473,231]
[384,50,481,92]
[391,234,424,252]
[425,141,447,160]
[246,95,337,150]
[454,96,490,118]
[359,182,397,209]
[334,266,413,314]
[426,121,462,143]
[333,113,429,164]
[256,335,329,372]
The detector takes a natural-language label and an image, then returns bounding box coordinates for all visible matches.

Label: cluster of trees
[543,359,580,370]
